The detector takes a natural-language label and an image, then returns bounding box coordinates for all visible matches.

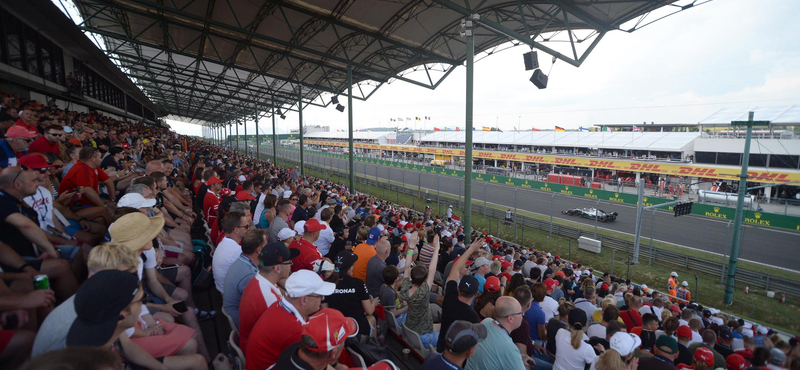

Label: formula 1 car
[562,207,619,222]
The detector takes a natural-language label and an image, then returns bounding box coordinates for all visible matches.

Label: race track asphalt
[273,148,800,271]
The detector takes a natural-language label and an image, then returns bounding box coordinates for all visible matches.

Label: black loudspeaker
[331,96,339,105]
[530,69,548,89]
[523,51,539,70]
[336,104,345,112]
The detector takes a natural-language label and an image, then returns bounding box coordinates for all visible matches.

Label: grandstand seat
[228,330,245,368]
[347,347,367,369]
[401,322,435,358]
[221,306,238,332]
[385,311,403,336]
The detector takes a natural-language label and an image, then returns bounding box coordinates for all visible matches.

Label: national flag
[498,129,503,132]
[472,127,476,131]
[601,126,613,132]
[633,126,642,132]
[434,127,441,131]
[456,127,461,131]
[425,116,431,120]
[397,117,403,121]
[579,126,589,132]
[406,117,412,121]
[531,128,541,132]
[416,117,421,121]
[555,126,565,132]
[514,127,520,133]
[482,127,491,131]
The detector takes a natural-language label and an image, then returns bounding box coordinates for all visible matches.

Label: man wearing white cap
[245,270,335,370]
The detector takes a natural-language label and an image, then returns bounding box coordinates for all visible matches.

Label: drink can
[780,293,786,304]
[33,274,50,290]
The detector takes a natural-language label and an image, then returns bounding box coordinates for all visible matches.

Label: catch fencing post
[514,187,519,244]
[594,200,601,239]
[610,250,616,277]
[648,209,656,266]
[483,182,488,220]
[549,193,555,239]
[569,240,572,261]
[437,175,441,211]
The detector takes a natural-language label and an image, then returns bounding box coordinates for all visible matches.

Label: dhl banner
[303,140,800,184]
[276,146,800,231]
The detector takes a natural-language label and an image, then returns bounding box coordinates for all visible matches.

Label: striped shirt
[418,243,435,267]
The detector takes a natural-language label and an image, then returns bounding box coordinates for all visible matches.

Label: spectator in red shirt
[28,125,62,155]
[14,109,38,133]
[287,218,326,272]
[58,146,116,206]
[235,180,256,202]
[238,241,300,353]
[202,176,223,227]
[620,295,643,332]
[244,269,335,370]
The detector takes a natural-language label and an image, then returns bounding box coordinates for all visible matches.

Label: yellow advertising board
[304,140,800,183]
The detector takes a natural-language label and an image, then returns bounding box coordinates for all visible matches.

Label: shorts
[0,258,43,273]
[55,245,81,262]
[158,265,179,283]
[145,284,178,305]
[395,311,408,326]
[64,220,84,237]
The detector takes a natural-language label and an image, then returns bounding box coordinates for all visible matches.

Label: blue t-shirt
[421,353,464,370]
[524,301,547,341]
[474,273,486,295]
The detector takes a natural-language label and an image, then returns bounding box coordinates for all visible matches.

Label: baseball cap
[121,142,130,149]
[67,270,140,347]
[285,270,335,298]
[6,126,37,138]
[655,335,678,355]
[304,218,327,233]
[567,308,588,329]
[63,126,74,133]
[294,220,306,235]
[366,227,381,245]
[117,193,156,209]
[677,325,692,339]
[609,332,642,357]
[334,250,359,273]
[756,325,769,335]
[484,276,500,293]
[238,175,246,181]
[741,328,754,338]
[459,275,479,296]
[444,320,487,353]
[278,228,296,241]
[219,188,234,197]
[670,304,681,313]
[283,190,293,199]
[543,278,558,291]
[726,354,747,370]
[719,328,733,340]
[259,241,300,266]
[206,177,223,185]
[454,255,473,266]
[770,348,786,366]
[302,308,358,353]
[18,154,57,169]
[313,259,335,274]
[693,347,714,367]
[472,257,491,270]
[108,146,125,156]
[68,138,83,146]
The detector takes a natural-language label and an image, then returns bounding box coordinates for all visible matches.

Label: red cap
[543,278,558,291]
[554,271,566,278]
[68,138,83,146]
[501,261,512,270]
[18,154,57,169]
[492,255,503,262]
[121,142,131,149]
[206,177,224,185]
[6,126,37,138]
[454,256,473,266]
[403,223,415,230]
[726,354,747,370]
[374,210,381,215]
[555,255,561,260]
[219,188,234,197]
[344,360,398,370]
[302,308,358,353]
[670,304,681,313]
[415,222,423,229]
[485,237,492,243]
[484,276,500,293]
[677,325,692,339]
[492,242,500,249]
[304,218,327,232]
[693,347,714,368]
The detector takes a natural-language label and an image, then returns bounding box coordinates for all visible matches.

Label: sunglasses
[237,224,251,230]
[47,133,63,137]
[12,164,30,184]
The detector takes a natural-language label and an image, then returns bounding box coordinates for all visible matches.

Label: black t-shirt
[100,155,122,171]
[329,215,344,233]
[676,342,692,367]
[588,336,610,355]
[97,137,111,153]
[0,190,38,257]
[436,280,480,352]
[324,275,370,336]
[291,206,309,224]
[546,318,567,355]
[272,342,314,370]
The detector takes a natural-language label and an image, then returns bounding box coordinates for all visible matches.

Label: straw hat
[110,213,165,251]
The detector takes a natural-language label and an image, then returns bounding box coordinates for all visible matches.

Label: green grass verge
[283,158,800,335]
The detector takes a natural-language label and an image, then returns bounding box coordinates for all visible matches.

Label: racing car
[562,207,619,222]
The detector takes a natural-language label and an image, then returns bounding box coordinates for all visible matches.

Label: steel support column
[272,106,277,164]
[244,117,248,157]
[298,88,304,175]
[255,109,260,159]
[236,121,240,151]
[348,65,355,192]
[463,20,475,243]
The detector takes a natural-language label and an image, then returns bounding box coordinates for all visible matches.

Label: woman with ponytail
[553,308,602,370]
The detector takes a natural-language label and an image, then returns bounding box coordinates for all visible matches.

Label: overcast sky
[168,0,800,137]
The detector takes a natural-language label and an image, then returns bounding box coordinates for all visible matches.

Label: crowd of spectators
[0,90,798,370]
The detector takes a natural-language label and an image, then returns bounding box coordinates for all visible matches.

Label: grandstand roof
[698,105,800,126]
[305,131,388,140]
[419,131,699,151]
[60,0,700,125]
